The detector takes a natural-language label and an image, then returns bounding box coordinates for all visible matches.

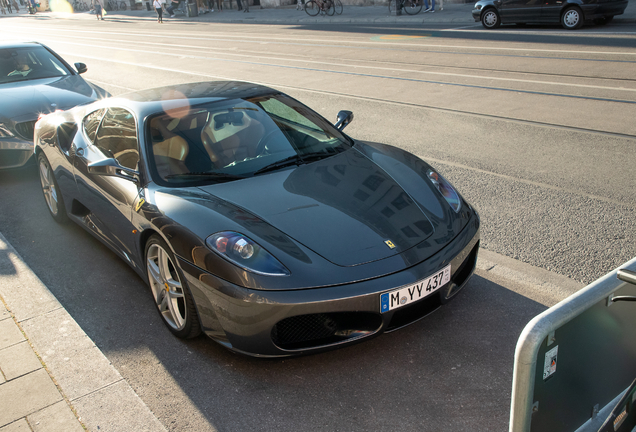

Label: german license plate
[380,265,451,313]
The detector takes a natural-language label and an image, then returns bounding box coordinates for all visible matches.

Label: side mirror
[74,62,88,74]
[88,158,140,183]
[335,110,353,131]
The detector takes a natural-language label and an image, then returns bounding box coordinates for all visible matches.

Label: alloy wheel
[39,157,59,216]
[146,243,187,331]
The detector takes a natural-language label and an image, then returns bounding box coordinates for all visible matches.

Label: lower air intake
[272,312,382,350]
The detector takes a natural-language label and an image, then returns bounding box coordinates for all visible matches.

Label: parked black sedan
[0,41,107,169]
[473,0,628,29]
[34,81,480,357]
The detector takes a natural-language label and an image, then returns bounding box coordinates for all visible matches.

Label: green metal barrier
[509,257,636,432]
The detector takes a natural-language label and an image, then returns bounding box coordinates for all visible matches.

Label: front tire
[146,235,201,339]
[481,8,500,29]
[38,153,68,223]
[305,0,320,16]
[561,6,583,29]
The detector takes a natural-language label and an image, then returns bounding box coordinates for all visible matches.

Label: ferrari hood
[197,149,437,267]
[0,75,97,122]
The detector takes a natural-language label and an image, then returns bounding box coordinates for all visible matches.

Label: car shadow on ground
[0,167,547,431]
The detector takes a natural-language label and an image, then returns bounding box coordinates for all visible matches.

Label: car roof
[0,41,45,49]
[120,80,277,103]
[105,81,280,118]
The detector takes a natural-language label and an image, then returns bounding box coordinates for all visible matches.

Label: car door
[499,0,543,22]
[73,106,142,262]
[540,0,565,22]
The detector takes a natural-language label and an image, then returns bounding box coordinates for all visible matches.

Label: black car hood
[0,75,97,122]
[197,149,438,267]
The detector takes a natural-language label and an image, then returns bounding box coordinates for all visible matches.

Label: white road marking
[2,24,636,56]
[21,37,636,94]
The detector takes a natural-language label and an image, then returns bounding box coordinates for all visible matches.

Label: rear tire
[38,153,68,224]
[561,6,583,29]
[481,8,500,29]
[333,0,342,14]
[403,0,422,14]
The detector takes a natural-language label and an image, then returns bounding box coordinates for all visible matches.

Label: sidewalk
[6,1,636,25]
[0,233,167,432]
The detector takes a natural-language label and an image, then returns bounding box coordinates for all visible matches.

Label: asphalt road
[0,15,635,432]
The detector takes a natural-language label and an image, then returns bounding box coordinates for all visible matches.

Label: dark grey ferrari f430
[34,81,480,357]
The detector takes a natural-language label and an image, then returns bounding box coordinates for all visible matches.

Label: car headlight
[427,169,461,213]
[206,231,290,276]
[0,123,14,138]
[475,3,481,9]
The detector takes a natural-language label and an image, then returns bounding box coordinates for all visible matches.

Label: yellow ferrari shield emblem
[135,198,145,212]
[385,240,396,249]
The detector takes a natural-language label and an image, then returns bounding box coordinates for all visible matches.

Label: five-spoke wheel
[38,153,68,223]
[146,236,200,338]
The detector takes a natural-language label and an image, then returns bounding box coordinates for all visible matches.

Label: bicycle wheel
[324,0,334,15]
[304,0,319,16]
[403,0,422,14]
[333,0,342,14]
[389,0,396,14]
[81,1,87,10]
[119,0,126,9]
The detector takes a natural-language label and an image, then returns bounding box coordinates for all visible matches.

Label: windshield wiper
[164,172,246,181]
[252,155,302,176]
[252,152,338,176]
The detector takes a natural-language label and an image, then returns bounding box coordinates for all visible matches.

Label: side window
[82,108,105,143]
[94,108,139,170]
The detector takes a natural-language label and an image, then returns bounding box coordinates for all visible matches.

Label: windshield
[0,46,71,84]
[147,93,352,185]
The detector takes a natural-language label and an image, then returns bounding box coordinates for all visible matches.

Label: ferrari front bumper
[180,214,480,357]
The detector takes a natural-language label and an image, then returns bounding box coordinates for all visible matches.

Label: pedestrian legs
[156,5,163,21]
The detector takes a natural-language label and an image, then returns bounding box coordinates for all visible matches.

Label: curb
[0,232,167,432]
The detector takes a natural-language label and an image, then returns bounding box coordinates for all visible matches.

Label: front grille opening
[386,292,441,331]
[272,312,382,351]
[452,241,479,288]
[15,121,36,141]
[0,150,33,169]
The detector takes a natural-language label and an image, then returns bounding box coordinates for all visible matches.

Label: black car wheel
[145,235,201,339]
[481,8,500,29]
[38,153,68,223]
[561,6,583,30]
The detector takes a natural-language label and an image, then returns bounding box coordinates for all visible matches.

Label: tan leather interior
[150,118,190,178]
[201,111,265,168]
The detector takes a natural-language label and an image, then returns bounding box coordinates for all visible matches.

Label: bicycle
[333,0,342,14]
[119,0,127,9]
[106,0,117,10]
[389,0,422,15]
[305,0,333,16]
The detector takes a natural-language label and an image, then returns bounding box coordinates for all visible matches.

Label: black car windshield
[0,46,71,84]
[147,93,353,185]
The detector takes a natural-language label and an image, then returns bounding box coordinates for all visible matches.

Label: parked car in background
[34,81,480,357]
[0,41,108,169]
[472,0,628,29]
